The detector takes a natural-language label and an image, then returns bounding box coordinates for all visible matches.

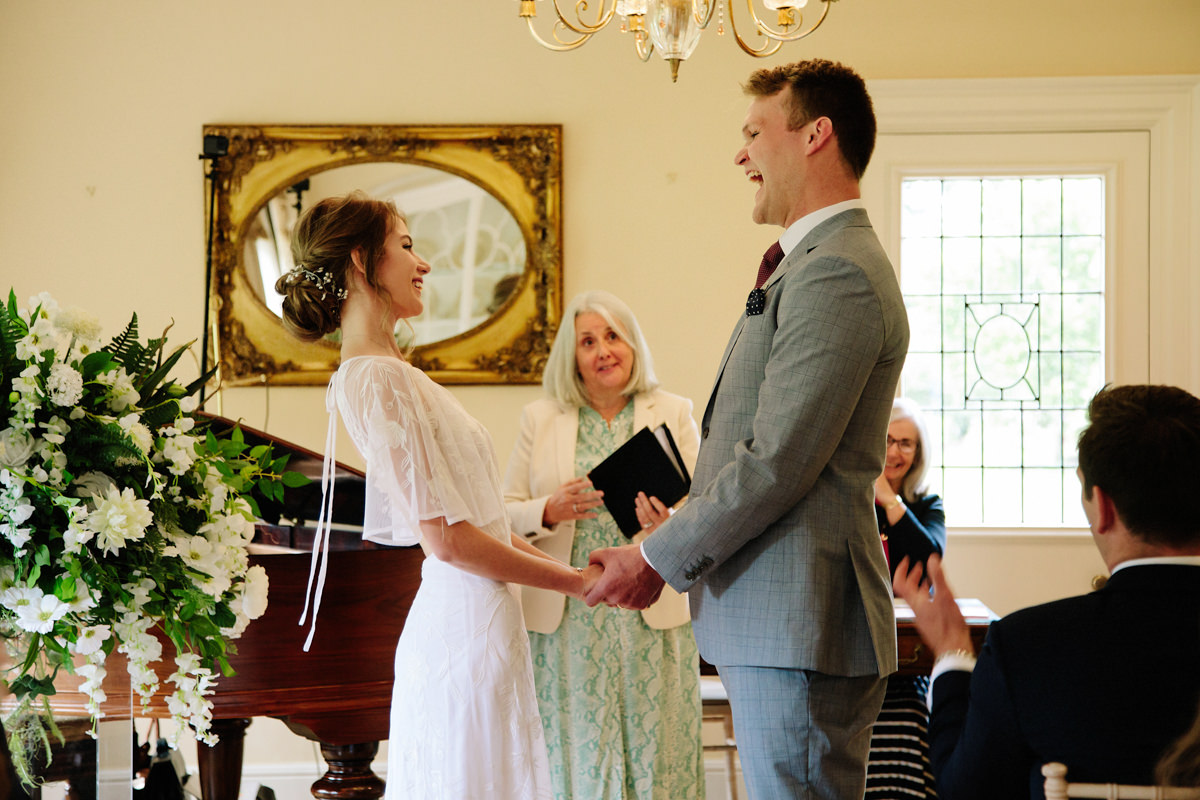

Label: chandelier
[517,0,837,83]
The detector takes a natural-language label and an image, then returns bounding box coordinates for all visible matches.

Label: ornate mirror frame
[204,123,563,385]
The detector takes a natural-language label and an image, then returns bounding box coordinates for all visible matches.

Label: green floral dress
[528,403,705,800]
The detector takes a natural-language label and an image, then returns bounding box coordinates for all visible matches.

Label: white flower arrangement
[0,290,306,787]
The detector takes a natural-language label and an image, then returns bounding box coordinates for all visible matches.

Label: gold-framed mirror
[204,124,563,385]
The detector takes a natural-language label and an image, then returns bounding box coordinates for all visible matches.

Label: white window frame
[863,75,1200,537]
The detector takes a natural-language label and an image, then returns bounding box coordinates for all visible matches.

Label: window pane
[902,180,943,237]
[1023,179,1063,235]
[982,178,1023,236]
[982,236,1021,294]
[1062,235,1103,293]
[943,238,982,295]
[900,238,942,293]
[943,180,982,237]
[1063,177,1104,235]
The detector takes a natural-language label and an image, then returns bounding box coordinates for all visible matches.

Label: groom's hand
[585,543,665,610]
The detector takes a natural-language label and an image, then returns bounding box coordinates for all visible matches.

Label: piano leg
[196,717,251,800]
[312,742,384,799]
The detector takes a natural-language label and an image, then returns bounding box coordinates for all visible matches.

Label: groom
[587,60,909,799]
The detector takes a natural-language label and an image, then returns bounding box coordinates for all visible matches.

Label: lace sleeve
[338,358,507,545]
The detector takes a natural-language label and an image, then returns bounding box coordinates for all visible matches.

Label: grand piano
[21,418,423,800]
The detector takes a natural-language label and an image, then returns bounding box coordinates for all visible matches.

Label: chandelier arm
[549,0,619,35]
[525,16,596,51]
[693,0,716,27]
[726,0,786,58]
[743,0,832,43]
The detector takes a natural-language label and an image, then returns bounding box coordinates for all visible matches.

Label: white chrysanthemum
[55,307,102,343]
[117,413,153,454]
[47,363,84,407]
[0,427,35,469]
[86,486,153,555]
[14,592,71,634]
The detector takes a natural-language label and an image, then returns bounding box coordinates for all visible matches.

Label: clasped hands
[570,542,664,610]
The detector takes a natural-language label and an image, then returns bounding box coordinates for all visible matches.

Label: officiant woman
[503,289,705,799]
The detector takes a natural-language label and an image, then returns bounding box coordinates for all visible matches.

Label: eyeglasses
[886,436,917,454]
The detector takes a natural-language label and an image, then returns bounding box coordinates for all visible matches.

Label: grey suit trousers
[721,665,886,800]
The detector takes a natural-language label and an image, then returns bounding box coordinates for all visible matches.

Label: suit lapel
[633,391,654,432]
[555,406,578,480]
[704,208,870,417]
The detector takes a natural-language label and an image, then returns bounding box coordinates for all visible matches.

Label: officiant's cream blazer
[503,389,700,633]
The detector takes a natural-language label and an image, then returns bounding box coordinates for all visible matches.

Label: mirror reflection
[205,123,562,385]
[245,163,526,347]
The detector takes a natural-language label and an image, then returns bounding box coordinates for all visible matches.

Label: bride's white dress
[328,355,553,800]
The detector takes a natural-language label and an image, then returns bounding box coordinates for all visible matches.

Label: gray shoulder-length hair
[542,290,660,408]
[892,396,933,502]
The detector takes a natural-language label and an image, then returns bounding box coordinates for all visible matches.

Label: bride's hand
[575,563,604,600]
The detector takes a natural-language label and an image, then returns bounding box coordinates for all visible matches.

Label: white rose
[73,471,117,500]
[0,428,35,469]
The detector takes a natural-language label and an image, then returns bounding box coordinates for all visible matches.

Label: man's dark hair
[1077,384,1200,547]
[743,59,876,180]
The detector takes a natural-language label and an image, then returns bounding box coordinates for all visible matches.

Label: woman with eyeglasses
[874,397,946,580]
[866,397,947,800]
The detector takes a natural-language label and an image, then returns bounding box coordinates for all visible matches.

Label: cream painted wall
[3,0,1199,787]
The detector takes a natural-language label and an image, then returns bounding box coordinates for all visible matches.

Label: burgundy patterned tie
[755,241,785,289]
[747,241,785,316]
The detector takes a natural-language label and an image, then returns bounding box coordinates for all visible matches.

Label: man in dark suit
[586,60,909,799]
[894,384,1200,799]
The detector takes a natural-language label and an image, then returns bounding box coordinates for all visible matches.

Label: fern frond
[105,314,141,364]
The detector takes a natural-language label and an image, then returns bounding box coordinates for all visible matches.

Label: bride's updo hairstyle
[275,191,401,342]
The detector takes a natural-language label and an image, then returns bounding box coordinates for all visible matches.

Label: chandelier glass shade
[517,0,837,82]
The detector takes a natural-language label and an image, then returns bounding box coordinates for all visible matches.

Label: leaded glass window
[899,176,1105,526]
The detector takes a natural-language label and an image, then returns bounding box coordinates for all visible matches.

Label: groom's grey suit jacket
[644,208,908,677]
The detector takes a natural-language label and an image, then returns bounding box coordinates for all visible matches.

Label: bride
[275,191,599,799]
